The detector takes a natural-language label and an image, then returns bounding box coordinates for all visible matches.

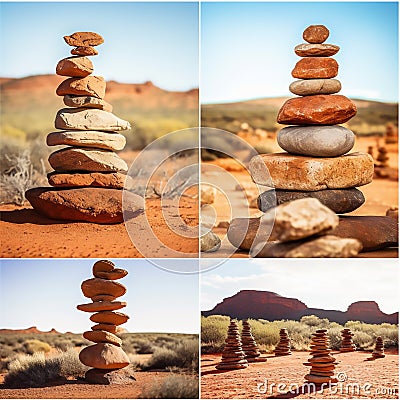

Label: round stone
[289,79,341,96]
[294,43,339,57]
[81,278,127,299]
[79,343,129,369]
[303,25,330,44]
[277,125,355,157]
[56,56,93,77]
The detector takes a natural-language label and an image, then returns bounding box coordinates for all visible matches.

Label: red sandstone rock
[292,57,338,79]
[56,76,106,99]
[56,56,93,77]
[64,32,104,47]
[277,95,357,125]
[71,46,99,56]
[303,25,330,44]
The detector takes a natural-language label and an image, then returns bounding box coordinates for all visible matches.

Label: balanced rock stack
[78,260,134,384]
[240,320,264,362]
[339,328,356,352]
[304,329,338,385]
[275,328,291,356]
[252,24,374,216]
[25,32,140,224]
[216,319,248,370]
[368,336,385,360]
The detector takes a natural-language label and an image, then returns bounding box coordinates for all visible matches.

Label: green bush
[140,374,199,399]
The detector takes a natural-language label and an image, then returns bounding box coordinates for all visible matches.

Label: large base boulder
[25,187,143,224]
[84,366,136,385]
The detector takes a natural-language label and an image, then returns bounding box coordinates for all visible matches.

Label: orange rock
[56,76,106,99]
[71,46,99,56]
[64,32,104,47]
[92,323,118,333]
[79,343,129,369]
[292,57,338,79]
[294,43,339,57]
[56,56,93,77]
[277,95,357,125]
[81,278,127,298]
[303,25,330,44]
[83,330,122,346]
[77,301,127,312]
[90,311,129,325]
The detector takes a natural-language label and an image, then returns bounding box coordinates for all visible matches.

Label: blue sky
[201,2,398,103]
[200,259,399,315]
[0,2,199,91]
[0,259,199,334]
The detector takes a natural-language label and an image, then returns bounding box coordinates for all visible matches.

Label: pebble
[303,25,330,44]
[289,79,341,96]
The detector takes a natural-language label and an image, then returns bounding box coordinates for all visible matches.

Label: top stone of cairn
[64,32,104,47]
[303,25,329,44]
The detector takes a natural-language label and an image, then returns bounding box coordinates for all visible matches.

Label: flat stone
[303,25,330,44]
[94,269,128,280]
[25,187,143,224]
[277,125,355,157]
[258,188,365,214]
[55,108,131,131]
[92,323,118,334]
[200,227,221,252]
[277,95,357,125]
[304,374,338,384]
[261,198,339,242]
[90,311,129,325]
[63,95,113,112]
[294,43,339,57]
[227,217,262,250]
[71,46,98,56]
[47,131,126,151]
[289,79,341,96]
[79,343,129,369]
[251,235,362,258]
[56,76,106,99]
[47,172,130,189]
[83,330,122,346]
[48,148,128,173]
[84,366,136,385]
[331,216,398,251]
[92,295,117,302]
[77,301,127,312]
[56,56,93,77]
[64,32,104,47]
[292,57,338,79]
[249,152,374,191]
[82,278,127,299]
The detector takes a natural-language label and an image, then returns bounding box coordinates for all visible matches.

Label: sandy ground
[202,136,398,258]
[201,351,399,399]
[0,197,198,258]
[0,370,187,399]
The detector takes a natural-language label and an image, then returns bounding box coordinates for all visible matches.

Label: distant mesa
[0,326,60,335]
[202,290,398,325]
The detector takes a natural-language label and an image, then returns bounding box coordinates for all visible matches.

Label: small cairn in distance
[367,336,385,360]
[241,320,266,362]
[216,319,248,370]
[275,328,291,356]
[339,328,356,352]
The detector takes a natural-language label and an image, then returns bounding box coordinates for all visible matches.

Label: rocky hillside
[202,290,398,324]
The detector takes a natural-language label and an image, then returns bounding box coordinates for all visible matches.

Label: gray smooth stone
[289,79,341,96]
[258,188,365,214]
[277,126,355,157]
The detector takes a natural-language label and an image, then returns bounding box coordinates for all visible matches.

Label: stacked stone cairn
[228,25,380,257]
[367,336,385,360]
[78,260,135,384]
[304,329,338,385]
[25,32,140,224]
[339,328,356,352]
[241,320,266,362]
[274,328,291,356]
[216,319,248,370]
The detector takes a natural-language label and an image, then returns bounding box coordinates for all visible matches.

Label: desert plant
[22,339,51,355]
[3,348,87,388]
[140,374,199,399]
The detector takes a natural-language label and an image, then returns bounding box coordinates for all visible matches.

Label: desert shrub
[133,339,155,354]
[22,340,51,355]
[201,315,230,345]
[300,315,330,328]
[143,339,198,372]
[140,374,199,399]
[327,327,342,350]
[4,348,87,388]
